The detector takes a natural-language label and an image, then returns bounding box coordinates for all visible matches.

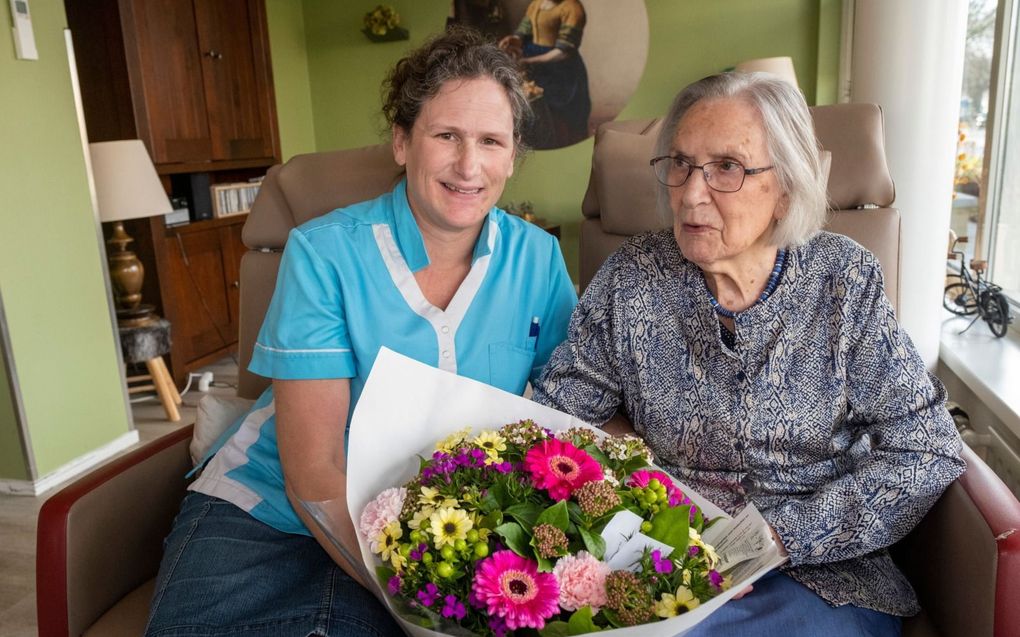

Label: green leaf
[494,521,532,556]
[536,553,554,572]
[692,507,704,532]
[505,502,543,528]
[583,444,611,466]
[647,505,690,553]
[601,608,623,629]
[488,480,510,508]
[375,565,395,589]
[536,500,570,531]
[567,606,602,634]
[566,500,584,525]
[481,510,504,529]
[621,456,651,476]
[539,621,571,637]
[578,526,606,560]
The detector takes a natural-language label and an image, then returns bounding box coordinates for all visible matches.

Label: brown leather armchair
[36,108,1020,636]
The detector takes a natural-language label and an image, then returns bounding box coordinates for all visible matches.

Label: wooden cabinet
[66,0,280,174]
[126,216,246,386]
[68,0,280,383]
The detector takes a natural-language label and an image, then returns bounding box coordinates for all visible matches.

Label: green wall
[0,1,131,479]
[0,319,28,481]
[299,0,838,280]
[266,0,317,161]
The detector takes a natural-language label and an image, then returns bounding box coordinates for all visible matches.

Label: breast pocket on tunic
[488,342,537,395]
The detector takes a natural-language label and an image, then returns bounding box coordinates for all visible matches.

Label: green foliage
[647,505,691,553]
[494,521,531,556]
[537,500,570,531]
[578,526,606,560]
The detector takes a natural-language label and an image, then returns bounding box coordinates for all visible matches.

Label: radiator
[961,426,1020,499]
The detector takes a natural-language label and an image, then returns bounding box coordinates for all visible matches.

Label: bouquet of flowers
[337,349,785,637]
[359,421,726,635]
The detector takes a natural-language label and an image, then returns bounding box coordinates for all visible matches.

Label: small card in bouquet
[332,348,786,636]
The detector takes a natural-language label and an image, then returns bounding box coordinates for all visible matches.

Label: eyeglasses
[649,156,774,192]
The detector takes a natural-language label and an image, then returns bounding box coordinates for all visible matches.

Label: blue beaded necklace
[708,248,787,319]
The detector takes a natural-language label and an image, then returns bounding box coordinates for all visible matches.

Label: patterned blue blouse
[533,230,965,615]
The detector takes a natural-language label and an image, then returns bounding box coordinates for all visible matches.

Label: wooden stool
[118,319,182,422]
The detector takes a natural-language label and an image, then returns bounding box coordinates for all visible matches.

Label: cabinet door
[220,222,246,335]
[164,227,235,366]
[121,0,213,164]
[193,0,277,161]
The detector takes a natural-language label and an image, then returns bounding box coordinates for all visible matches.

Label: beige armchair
[36,108,1020,636]
[580,104,900,315]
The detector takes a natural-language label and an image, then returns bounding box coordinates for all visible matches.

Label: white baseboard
[0,430,141,496]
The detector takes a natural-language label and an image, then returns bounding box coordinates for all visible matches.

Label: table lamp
[89,140,173,327]
[735,56,800,90]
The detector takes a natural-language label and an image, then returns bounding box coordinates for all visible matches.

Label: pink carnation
[552,551,610,612]
[359,486,406,549]
[524,438,603,501]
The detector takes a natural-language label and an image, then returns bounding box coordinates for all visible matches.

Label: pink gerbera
[472,550,560,630]
[524,438,603,501]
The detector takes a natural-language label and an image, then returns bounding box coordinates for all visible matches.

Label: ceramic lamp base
[117,304,157,328]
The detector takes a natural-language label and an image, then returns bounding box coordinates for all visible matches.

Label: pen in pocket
[527,316,540,351]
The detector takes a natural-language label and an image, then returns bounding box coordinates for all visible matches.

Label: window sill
[938,311,1020,439]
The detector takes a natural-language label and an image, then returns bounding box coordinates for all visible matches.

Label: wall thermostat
[9,0,38,60]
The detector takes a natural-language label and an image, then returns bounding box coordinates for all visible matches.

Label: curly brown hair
[382,26,531,152]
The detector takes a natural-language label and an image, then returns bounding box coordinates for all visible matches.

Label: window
[966,0,1020,305]
[951,0,996,265]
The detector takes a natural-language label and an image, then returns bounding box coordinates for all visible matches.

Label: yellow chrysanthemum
[419,486,457,510]
[654,585,700,618]
[408,507,432,530]
[689,526,720,569]
[435,427,472,453]
[377,521,402,562]
[389,547,407,571]
[472,430,507,459]
[429,507,473,548]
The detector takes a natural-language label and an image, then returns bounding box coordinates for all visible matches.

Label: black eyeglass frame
[649,156,774,193]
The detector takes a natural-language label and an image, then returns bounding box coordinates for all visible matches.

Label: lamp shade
[735,56,799,89]
[89,140,172,222]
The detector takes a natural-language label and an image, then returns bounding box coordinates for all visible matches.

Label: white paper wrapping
[345,348,786,637]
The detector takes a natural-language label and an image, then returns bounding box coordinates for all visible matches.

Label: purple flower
[470,448,486,465]
[488,614,510,637]
[417,582,440,607]
[688,545,701,556]
[409,543,428,561]
[492,461,513,474]
[709,570,724,589]
[468,588,485,609]
[441,594,467,620]
[651,549,674,574]
[387,575,402,595]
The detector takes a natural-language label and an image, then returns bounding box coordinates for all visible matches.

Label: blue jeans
[684,570,902,637]
[145,493,403,637]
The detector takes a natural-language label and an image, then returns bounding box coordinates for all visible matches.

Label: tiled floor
[0,357,238,637]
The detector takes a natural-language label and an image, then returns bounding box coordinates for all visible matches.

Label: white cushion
[190,394,255,464]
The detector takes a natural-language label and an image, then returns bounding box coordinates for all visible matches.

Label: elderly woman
[533,72,964,636]
[144,29,577,637]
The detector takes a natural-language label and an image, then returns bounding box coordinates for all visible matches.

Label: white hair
[654,72,828,247]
